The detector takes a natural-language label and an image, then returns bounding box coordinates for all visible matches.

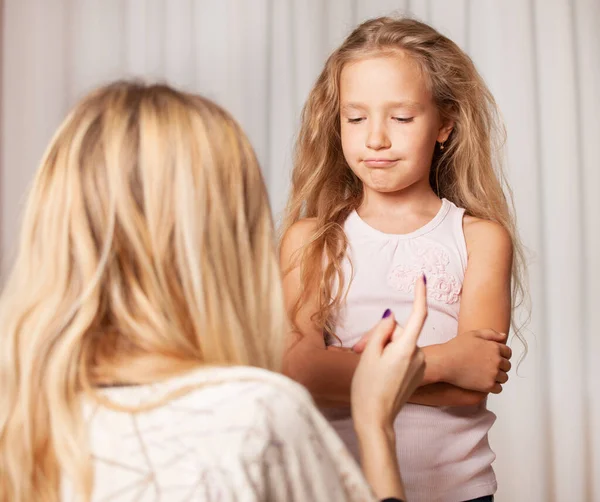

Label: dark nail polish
[423,273,427,286]
[382,308,392,318]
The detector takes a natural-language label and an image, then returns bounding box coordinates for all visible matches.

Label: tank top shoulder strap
[431,199,468,273]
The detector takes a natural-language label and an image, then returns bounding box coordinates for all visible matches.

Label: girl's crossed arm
[407,216,513,405]
[281,218,512,408]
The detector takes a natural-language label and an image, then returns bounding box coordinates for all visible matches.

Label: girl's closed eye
[393,116,414,123]
[347,117,365,124]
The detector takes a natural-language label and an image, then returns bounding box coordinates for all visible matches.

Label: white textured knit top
[61,366,376,502]
[326,198,497,502]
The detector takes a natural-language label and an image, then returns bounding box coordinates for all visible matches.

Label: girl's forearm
[408,382,486,406]
[283,336,359,407]
[419,344,447,385]
[410,345,487,406]
[284,338,461,407]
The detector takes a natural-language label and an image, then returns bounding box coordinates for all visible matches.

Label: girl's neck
[358,179,441,219]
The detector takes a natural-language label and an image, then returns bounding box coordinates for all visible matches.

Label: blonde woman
[0,82,426,502]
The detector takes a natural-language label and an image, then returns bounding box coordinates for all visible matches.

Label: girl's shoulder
[280,218,318,264]
[462,215,513,261]
[281,218,318,244]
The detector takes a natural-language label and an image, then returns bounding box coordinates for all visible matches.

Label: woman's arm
[357,425,405,500]
[352,278,428,501]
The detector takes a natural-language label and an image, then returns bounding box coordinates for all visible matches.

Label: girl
[281,17,525,502]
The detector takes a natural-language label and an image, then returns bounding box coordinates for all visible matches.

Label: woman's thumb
[363,310,397,354]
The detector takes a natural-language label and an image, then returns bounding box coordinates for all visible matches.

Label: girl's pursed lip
[363,159,399,166]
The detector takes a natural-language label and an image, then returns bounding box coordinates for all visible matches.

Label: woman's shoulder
[92,366,323,442]
[181,365,317,410]
[98,365,317,417]
[82,367,373,501]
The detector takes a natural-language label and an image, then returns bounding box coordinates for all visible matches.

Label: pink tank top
[325,198,497,502]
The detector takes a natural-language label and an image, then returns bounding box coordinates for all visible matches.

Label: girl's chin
[364,179,407,193]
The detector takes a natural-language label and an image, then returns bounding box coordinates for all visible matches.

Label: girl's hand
[351,276,427,433]
[442,329,512,393]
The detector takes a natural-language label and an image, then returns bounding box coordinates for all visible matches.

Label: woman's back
[62,366,372,502]
[0,82,291,500]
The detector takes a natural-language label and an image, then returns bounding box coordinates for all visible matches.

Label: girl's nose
[366,125,391,150]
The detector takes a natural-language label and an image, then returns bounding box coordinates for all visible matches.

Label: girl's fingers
[490,383,503,394]
[499,344,512,360]
[496,371,509,384]
[499,358,511,372]
[475,329,508,343]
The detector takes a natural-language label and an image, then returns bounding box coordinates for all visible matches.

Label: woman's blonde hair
[283,16,528,341]
[0,82,286,501]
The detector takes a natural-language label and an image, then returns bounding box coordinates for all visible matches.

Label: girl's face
[339,54,452,195]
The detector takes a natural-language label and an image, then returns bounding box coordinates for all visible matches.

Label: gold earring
[439,141,445,150]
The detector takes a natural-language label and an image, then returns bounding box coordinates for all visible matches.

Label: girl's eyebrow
[340,103,367,113]
[384,100,424,111]
[340,101,424,113]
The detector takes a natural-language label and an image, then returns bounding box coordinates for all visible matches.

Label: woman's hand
[352,300,512,396]
[350,276,427,501]
[351,275,427,434]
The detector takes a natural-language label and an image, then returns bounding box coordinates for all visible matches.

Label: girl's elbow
[462,391,487,406]
[282,348,319,390]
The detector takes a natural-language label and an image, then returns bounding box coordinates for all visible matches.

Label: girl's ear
[436,120,454,143]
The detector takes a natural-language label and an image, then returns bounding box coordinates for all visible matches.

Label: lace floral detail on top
[387,244,461,304]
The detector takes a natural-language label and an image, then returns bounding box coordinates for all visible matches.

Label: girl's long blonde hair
[0,82,287,501]
[283,16,528,340]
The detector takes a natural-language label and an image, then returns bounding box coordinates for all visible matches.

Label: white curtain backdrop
[2,1,599,500]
